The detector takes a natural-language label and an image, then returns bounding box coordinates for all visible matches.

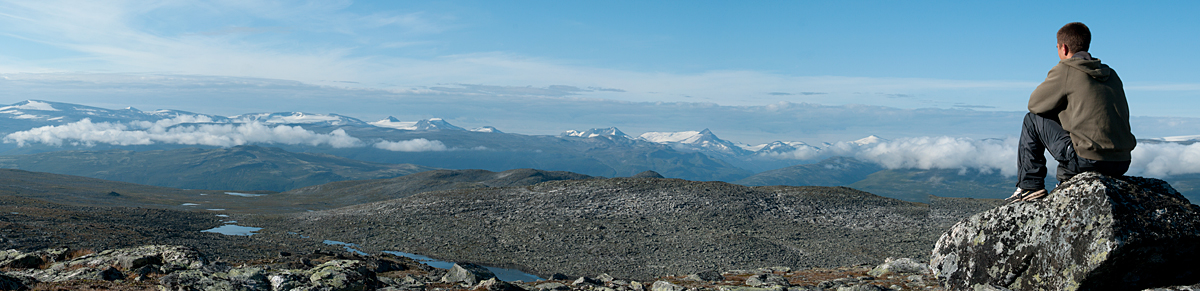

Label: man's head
[1057,22,1091,60]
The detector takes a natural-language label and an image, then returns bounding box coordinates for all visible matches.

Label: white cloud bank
[374,139,448,152]
[3,118,362,148]
[765,136,1200,178]
[2,117,458,152]
[5,116,1199,177]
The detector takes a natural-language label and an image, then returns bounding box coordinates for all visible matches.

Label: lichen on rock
[931,172,1200,290]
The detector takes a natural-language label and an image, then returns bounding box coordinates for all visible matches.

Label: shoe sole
[1017,189,1048,202]
[1005,189,1038,202]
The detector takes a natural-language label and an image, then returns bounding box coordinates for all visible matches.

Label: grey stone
[14,265,123,282]
[442,263,497,285]
[744,274,789,287]
[474,277,523,291]
[548,273,570,280]
[226,267,270,290]
[574,276,602,286]
[835,285,883,291]
[630,280,645,291]
[1145,283,1200,291]
[159,269,234,291]
[931,173,1200,290]
[718,286,786,291]
[0,252,43,269]
[597,273,616,282]
[650,281,684,291]
[535,282,570,291]
[58,245,205,273]
[308,259,374,290]
[0,273,35,291]
[270,271,309,291]
[684,270,724,282]
[866,257,929,277]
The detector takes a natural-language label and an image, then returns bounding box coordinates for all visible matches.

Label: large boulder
[442,263,497,285]
[931,172,1200,290]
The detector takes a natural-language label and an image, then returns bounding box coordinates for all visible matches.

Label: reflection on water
[320,240,541,282]
[201,224,262,236]
[225,192,267,197]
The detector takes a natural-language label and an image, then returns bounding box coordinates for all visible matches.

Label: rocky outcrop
[0,245,430,290]
[931,172,1200,290]
[0,244,938,290]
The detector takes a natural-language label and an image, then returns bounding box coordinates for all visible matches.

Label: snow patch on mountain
[852,135,885,146]
[639,129,749,156]
[371,117,465,131]
[563,127,630,139]
[748,141,822,160]
[370,117,417,129]
[743,141,813,152]
[639,131,702,143]
[0,100,59,111]
[233,112,361,126]
[471,126,502,133]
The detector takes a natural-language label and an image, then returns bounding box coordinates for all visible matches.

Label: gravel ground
[248,177,1002,280]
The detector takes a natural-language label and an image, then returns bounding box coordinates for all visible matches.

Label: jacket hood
[1061,58,1113,82]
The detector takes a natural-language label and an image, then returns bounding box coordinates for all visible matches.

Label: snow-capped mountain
[370,117,465,131]
[471,126,502,133]
[742,141,817,153]
[0,100,229,127]
[562,127,631,139]
[851,135,885,146]
[639,129,751,156]
[231,112,368,127]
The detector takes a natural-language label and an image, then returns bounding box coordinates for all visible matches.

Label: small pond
[201,224,263,236]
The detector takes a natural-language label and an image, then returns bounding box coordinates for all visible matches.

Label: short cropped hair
[1057,22,1091,53]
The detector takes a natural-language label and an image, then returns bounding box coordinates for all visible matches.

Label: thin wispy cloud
[0,1,1066,111]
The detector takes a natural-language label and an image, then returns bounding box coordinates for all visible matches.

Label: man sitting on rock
[1007,22,1137,202]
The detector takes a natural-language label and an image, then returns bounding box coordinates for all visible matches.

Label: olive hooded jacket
[1028,54,1136,161]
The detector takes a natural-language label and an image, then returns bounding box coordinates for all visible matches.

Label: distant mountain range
[2,99,1198,204]
[0,100,751,181]
[0,145,434,192]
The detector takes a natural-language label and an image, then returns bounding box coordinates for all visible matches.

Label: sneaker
[1018,189,1049,202]
[1006,188,1046,203]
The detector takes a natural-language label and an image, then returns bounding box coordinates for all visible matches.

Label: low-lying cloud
[1131,142,1200,177]
[763,136,1200,178]
[374,139,449,152]
[3,118,362,148]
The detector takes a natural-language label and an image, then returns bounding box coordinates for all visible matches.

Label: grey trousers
[1016,112,1130,190]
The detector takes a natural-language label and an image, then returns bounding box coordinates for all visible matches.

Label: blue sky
[0,1,1198,143]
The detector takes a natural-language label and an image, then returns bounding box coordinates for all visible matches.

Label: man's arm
[1028,64,1068,115]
